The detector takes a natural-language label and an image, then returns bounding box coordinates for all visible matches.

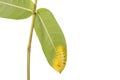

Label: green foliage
[0,0,67,73]
[34,8,67,73]
[0,0,34,19]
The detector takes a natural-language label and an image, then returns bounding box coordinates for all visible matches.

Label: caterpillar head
[52,46,67,73]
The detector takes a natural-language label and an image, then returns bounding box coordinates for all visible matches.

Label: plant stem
[27,15,35,80]
[27,0,37,80]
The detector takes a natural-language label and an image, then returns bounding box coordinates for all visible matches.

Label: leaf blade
[0,0,34,19]
[34,8,67,73]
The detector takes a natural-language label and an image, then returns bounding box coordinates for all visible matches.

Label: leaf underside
[0,0,34,19]
[34,8,67,73]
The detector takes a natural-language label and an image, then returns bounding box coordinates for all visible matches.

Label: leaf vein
[0,1,33,13]
[37,14,56,51]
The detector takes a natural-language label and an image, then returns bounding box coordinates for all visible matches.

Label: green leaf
[0,0,34,19]
[34,8,67,73]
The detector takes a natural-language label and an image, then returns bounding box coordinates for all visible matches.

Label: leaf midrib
[37,14,56,52]
[0,1,33,13]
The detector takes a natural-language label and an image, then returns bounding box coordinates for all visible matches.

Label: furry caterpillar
[52,46,67,73]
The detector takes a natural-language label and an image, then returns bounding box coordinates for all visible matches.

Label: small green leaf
[0,0,34,19]
[34,8,67,73]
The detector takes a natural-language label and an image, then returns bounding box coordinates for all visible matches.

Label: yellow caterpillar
[52,46,66,73]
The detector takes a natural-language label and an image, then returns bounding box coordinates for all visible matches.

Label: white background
[0,0,120,80]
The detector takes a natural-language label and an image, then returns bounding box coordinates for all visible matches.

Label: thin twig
[27,0,37,80]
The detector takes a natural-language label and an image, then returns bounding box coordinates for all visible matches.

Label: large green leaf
[34,8,67,73]
[0,0,34,19]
